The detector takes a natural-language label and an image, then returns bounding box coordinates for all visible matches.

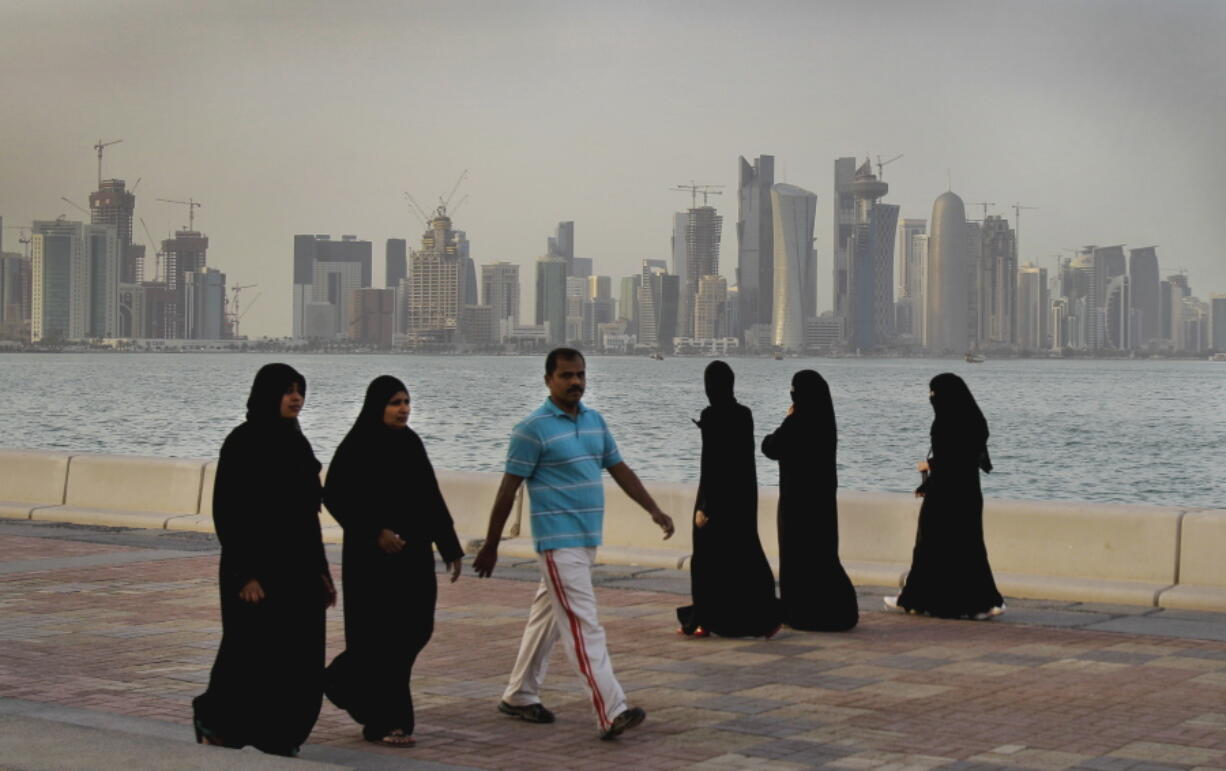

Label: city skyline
[1,0,1223,339]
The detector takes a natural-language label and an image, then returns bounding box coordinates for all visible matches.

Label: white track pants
[502,546,627,731]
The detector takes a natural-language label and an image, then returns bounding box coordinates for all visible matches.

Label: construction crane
[403,192,430,228]
[139,217,164,282]
[443,169,468,211]
[1011,202,1039,261]
[967,201,996,221]
[3,225,31,258]
[156,197,203,231]
[875,154,903,179]
[60,197,90,216]
[94,139,123,186]
[671,182,724,208]
[450,193,470,219]
[227,283,258,339]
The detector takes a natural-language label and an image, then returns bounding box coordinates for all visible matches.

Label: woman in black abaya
[323,375,464,747]
[193,363,335,756]
[761,370,858,632]
[888,373,1005,619]
[677,361,781,638]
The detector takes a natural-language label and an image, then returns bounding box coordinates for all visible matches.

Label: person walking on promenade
[761,370,859,632]
[193,363,336,756]
[473,347,676,740]
[886,372,1005,620]
[676,360,781,638]
[322,375,464,747]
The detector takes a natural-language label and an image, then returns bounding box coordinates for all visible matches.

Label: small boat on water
[1210,353,1226,362]
[964,352,986,363]
[649,352,664,360]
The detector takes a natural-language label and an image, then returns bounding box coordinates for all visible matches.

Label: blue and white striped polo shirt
[505,398,623,552]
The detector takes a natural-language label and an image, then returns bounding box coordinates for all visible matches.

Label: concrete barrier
[3,449,1224,609]
[31,454,207,530]
[1159,509,1226,612]
[0,450,71,519]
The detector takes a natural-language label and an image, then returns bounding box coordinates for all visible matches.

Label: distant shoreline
[0,345,1218,361]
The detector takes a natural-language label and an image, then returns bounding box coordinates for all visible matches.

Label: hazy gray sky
[3,0,1223,338]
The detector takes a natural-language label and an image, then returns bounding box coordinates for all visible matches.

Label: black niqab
[896,372,1003,618]
[761,369,857,631]
[676,361,781,637]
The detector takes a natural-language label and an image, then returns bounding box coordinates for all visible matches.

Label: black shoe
[600,706,646,740]
[498,700,556,724]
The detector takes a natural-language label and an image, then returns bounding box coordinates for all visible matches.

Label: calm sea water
[1,353,1222,509]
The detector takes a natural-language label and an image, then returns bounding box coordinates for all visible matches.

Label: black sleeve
[323,443,384,545]
[412,435,465,564]
[213,429,272,586]
[761,415,795,461]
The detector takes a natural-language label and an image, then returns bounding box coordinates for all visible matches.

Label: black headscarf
[245,363,307,423]
[346,375,409,438]
[791,369,837,445]
[929,372,992,472]
[704,360,736,406]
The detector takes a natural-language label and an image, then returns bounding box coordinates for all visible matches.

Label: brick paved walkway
[3,527,1226,769]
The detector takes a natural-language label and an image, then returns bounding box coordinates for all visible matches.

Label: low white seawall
[1,449,1221,611]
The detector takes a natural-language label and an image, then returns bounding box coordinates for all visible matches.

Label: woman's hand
[447,560,462,583]
[321,571,337,608]
[239,579,265,604]
[786,405,794,417]
[378,529,406,554]
[694,510,709,529]
[916,460,930,472]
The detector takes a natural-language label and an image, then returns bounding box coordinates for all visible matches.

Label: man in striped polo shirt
[473,347,675,740]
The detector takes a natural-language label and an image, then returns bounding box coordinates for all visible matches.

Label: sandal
[369,729,416,747]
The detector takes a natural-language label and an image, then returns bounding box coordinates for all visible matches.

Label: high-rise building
[1128,246,1160,348]
[693,274,727,339]
[832,156,857,324]
[618,274,640,334]
[1090,245,1126,349]
[31,220,86,342]
[770,183,817,351]
[845,160,898,349]
[184,267,227,339]
[570,257,593,278]
[977,215,1017,346]
[897,218,927,336]
[481,262,520,328]
[348,287,394,346]
[547,221,574,275]
[912,232,930,343]
[535,256,567,345]
[1210,294,1226,351]
[84,224,120,338]
[160,229,209,339]
[0,252,30,330]
[89,179,140,283]
[406,210,467,345]
[636,260,678,351]
[925,192,971,354]
[673,205,723,339]
[1016,264,1048,350]
[1105,274,1132,350]
[385,238,407,289]
[292,233,373,338]
[737,155,774,339]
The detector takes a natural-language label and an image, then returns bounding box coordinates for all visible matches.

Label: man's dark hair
[546,347,585,376]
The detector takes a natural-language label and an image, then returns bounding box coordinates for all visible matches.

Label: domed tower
[925,191,970,353]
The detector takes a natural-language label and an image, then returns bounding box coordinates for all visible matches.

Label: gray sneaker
[498,701,556,724]
[600,706,646,740]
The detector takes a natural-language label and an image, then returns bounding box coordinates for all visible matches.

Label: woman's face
[383,390,411,429]
[280,382,304,419]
